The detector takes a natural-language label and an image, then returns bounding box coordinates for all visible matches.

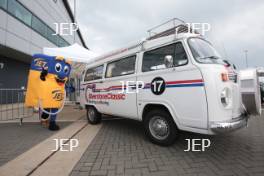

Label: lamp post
[244,50,248,68]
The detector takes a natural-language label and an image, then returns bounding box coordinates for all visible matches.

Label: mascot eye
[64,65,69,74]
[55,63,62,72]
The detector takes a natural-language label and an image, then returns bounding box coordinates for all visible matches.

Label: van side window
[84,65,104,82]
[174,42,188,66]
[142,42,187,72]
[106,55,136,78]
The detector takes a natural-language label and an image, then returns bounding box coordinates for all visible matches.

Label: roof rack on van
[147,18,199,40]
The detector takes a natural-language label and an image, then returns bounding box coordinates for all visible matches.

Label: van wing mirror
[164,55,173,68]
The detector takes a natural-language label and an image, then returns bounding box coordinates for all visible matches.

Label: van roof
[86,18,202,69]
[86,33,200,68]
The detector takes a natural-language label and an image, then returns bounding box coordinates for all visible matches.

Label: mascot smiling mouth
[55,77,66,86]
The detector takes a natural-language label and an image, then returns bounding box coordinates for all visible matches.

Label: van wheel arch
[142,104,179,146]
[142,104,173,122]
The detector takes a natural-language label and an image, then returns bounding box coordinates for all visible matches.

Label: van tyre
[86,106,101,124]
[144,109,178,146]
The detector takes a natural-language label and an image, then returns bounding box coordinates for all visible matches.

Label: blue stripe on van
[166,83,204,88]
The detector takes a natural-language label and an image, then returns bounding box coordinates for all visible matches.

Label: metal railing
[0,88,34,124]
[147,18,200,40]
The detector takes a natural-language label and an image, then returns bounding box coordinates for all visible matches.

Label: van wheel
[86,106,101,124]
[144,110,178,146]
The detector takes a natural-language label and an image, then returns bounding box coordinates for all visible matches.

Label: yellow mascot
[25,54,71,130]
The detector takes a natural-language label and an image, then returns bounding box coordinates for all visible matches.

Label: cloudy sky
[69,0,264,69]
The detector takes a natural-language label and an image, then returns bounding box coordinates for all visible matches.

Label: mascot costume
[25,54,72,130]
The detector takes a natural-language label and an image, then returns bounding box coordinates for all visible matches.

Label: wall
[0,0,83,60]
[0,56,29,89]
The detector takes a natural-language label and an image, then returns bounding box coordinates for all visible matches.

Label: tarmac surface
[71,115,264,176]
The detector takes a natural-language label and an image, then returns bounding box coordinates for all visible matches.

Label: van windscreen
[188,38,225,65]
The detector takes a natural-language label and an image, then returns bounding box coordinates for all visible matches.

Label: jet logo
[52,90,63,101]
[35,58,47,68]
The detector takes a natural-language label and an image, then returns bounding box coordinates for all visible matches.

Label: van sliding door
[99,55,138,119]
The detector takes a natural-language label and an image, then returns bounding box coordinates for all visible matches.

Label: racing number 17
[152,81,163,92]
[151,77,165,95]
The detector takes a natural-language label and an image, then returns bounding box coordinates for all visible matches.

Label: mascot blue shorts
[25,54,72,130]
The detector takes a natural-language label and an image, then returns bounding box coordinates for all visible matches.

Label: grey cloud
[70,0,264,69]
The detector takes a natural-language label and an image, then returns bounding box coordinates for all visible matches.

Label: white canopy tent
[43,43,98,64]
[43,43,98,76]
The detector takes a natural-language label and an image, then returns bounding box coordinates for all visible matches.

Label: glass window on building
[47,27,58,45]
[8,0,32,26]
[58,37,64,47]
[58,37,69,47]
[0,0,7,9]
[32,16,47,37]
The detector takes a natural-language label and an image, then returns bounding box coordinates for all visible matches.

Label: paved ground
[0,104,84,123]
[71,116,264,176]
[0,122,71,167]
[0,105,85,167]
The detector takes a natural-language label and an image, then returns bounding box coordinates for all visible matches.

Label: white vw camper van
[80,19,260,145]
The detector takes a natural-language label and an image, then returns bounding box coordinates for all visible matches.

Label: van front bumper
[210,114,248,133]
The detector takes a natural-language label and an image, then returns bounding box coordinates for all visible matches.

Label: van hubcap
[149,116,169,140]
[88,109,95,121]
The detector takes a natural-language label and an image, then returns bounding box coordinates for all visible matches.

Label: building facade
[0,0,87,90]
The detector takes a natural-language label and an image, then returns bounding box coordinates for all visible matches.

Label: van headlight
[220,88,231,107]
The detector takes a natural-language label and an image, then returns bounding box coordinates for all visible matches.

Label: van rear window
[84,65,104,82]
